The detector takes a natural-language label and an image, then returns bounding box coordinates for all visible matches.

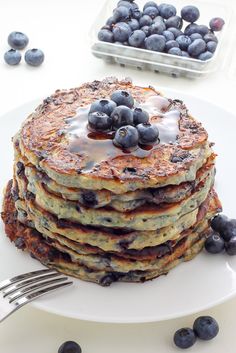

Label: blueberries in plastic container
[137,123,159,145]
[204,233,225,254]
[128,30,146,47]
[209,17,225,31]
[111,89,134,108]
[168,27,183,38]
[118,1,133,10]
[190,33,202,41]
[25,48,44,66]
[140,26,150,36]
[165,40,179,51]
[204,32,218,43]
[181,5,200,23]
[89,99,116,116]
[168,47,182,56]
[143,6,159,19]
[133,108,149,125]
[188,38,206,57]
[106,16,116,26]
[176,35,191,50]
[184,23,199,36]
[113,125,139,149]
[174,328,197,349]
[98,29,114,42]
[162,30,175,41]
[181,51,190,57]
[127,18,140,30]
[197,25,209,36]
[8,31,29,50]
[4,49,21,65]
[132,8,142,20]
[113,6,131,22]
[165,15,183,29]
[198,51,213,61]
[139,15,153,27]
[88,111,113,131]
[193,316,219,340]
[207,41,217,53]
[149,22,166,35]
[112,22,131,42]
[159,4,177,19]
[145,34,166,52]
[143,1,158,10]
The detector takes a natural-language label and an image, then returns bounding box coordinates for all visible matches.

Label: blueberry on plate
[139,14,153,27]
[176,35,191,50]
[128,30,146,47]
[204,233,225,254]
[165,15,183,29]
[198,51,213,61]
[143,1,158,10]
[113,125,139,149]
[211,214,228,233]
[89,99,116,116]
[149,22,166,35]
[4,49,21,65]
[113,6,131,22]
[209,17,225,31]
[88,111,113,131]
[193,316,219,340]
[181,5,200,23]
[112,22,132,42]
[174,328,197,349]
[162,30,175,41]
[137,123,159,145]
[133,108,149,125]
[145,34,166,52]
[225,236,236,255]
[168,27,183,38]
[168,47,182,56]
[204,32,218,43]
[8,31,29,50]
[111,90,134,108]
[127,18,140,30]
[190,33,202,41]
[219,219,236,242]
[24,48,44,66]
[111,106,134,129]
[159,4,177,19]
[165,40,179,51]
[98,28,114,42]
[143,6,159,19]
[58,341,82,353]
[187,39,206,57]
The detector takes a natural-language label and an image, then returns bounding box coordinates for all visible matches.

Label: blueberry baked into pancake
[1,77,222,286]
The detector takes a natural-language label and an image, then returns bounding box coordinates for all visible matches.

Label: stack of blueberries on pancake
[1,77,221,286]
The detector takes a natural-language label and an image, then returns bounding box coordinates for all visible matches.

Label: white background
[0,0,236,352]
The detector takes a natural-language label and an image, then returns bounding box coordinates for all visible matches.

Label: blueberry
[165,15,183,29]
[159,4,177,19]
[149,22,166,35]
[190,33,202,41]
[133,108,149,125]
[204,233,225,254]
[145,34,166,51]
[128,30,146,47]
[162,30,175,41]
[118,1,133,10]
[219,219,236,242]
[24,49,44,66]
[204,32,218,43]
[113,125,139,149]
[184,23,199,36]
[188,39,206,57]
[127,18,140,30]
[141,26,150,36]
[111,89,134,108]
[113,6,131,22]
[139,15,153,27]
[111,106,133,129]
[174,328,197,349]
[106,16,116,26]
[58,341,82,353]
[8,31,29,50]
[168,27,183,38]
[137,123,159,145]
[211,214,228,233]
[112,22,131,42]
[198,51,213,60]
[89,99,116,116]
[143,6,159,19]
[182,51,190,57]
[193,316,219,340]
[209,17,225,32]
[197,25,209,36]
[181,6,200,23]
[4,49,21,65]
[88,111,112,131]
[225,236,236,255]
[207,41,217,53]
[168,47,182,56]
[98,28,114,42]
[132,8,142,20]
[165,40,179,51]
[143,1,158,10]
[176,35,191,50]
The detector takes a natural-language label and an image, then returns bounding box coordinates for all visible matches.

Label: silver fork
[0,268,73,322]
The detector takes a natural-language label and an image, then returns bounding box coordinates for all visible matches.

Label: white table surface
[1,0,236,352]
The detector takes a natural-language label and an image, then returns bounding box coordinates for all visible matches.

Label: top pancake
[17,77,210,193]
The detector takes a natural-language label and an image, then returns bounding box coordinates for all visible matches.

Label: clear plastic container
[90,0,232,78]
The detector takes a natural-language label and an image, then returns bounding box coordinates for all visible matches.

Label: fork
[0,268,73,322]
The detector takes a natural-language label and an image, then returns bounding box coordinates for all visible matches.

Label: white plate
[1,90,236,324]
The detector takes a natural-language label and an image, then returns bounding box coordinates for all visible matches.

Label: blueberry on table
[225,236,236,255]
[176,35,191,50]
[187,39,206,57]
[145,34,166,52]
[58,341,82,353]
[159,4,177,19]
[168,47,182,56]
[210,17,225,31]
[128,30,146,47]
[4,49,21,65]
[204,233,225,254]
[111,106,134,129]
[168,27,183,38]
[143,6,159,19]
[88,111,112,131]
[181,5,200,23]
[8,31,29,50]
[137,123,159,145]
[220,219,236,242]
[165,15,183,29]
[89,99,116,116]
[211,214,228,233]
[111,90,134,108]
[143,1,158,10]
[113,6,131,22]
[112,22,131,42]
[193,316,219,340]
[139,14,153,27]
[165,40,179,51]
[98,28,114,42]
[133,108,149,125]
[174,328,197,349]
[127,18,140,30]
[190,33,202,41]
[24,48,44,66]
[162,30,175,41]
[113,125,139,149]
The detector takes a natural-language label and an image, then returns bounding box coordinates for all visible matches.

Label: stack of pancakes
[1,77,222,286]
